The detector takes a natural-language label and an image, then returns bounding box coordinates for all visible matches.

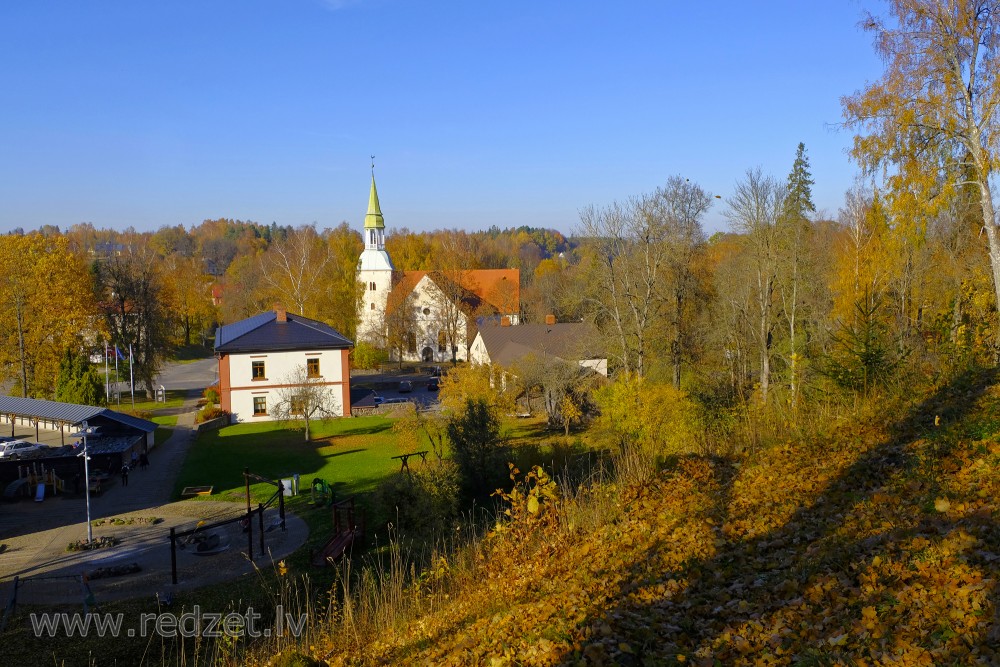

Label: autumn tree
[428,271,473,363]
[221,254,270,323]
[162,253,216,346]
[0,234,97,397]
[659,176,713,388]
[578,200,660,377]
[259,224,331,317]
[438,363,514,417]
[94,236,175,398]
[725,168,787,403]
[316,222,364,340]
[383,287,419,365]
[834,183,896,322]
[842,0,1000,349]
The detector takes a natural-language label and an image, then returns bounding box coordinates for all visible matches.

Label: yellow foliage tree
[843,0,1000,346]
[438,363,514,418]
[0,234,98,397]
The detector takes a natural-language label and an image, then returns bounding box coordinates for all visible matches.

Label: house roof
[0,396,157,432]
[215,309,353,354]
[475,321,604,368]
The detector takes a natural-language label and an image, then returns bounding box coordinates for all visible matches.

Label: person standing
[121,464,129,487]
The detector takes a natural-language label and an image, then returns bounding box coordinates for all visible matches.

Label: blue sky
[0,1,883,237]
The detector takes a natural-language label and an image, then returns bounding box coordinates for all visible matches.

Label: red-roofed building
[356,173,520,363]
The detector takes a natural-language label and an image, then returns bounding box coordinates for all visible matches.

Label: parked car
[0,440,48,459]
[398,380,413,393]
[427,377,440,391]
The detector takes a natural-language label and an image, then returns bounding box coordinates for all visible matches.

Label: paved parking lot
[351,369,443,409]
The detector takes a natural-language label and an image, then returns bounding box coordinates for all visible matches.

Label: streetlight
[71,421,96,544]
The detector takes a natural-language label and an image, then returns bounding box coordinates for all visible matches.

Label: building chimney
[274,304,287,323]
[501,316,511,327]
[545,314,556,325]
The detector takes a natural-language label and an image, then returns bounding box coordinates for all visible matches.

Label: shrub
[352,341,389,370]
[196,406,228,424]
[447,398,510,495]
[373,461,461,539]
[203,384,220,405]
[593,374,705,484]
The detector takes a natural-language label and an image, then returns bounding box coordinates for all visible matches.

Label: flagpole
[104,342,110,404]
[129,344,135,410]
[114,348,120,406]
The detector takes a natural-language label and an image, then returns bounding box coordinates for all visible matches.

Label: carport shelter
[0,396,156,450]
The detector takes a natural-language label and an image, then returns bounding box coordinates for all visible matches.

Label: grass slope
[313,369,1000,665]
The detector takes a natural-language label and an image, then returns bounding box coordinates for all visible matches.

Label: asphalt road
[155,357,218,391]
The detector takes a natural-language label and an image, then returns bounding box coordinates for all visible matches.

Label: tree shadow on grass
[329,422,393,437]
[563,367,1000,664]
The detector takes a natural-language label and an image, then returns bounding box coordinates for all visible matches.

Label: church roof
[386,269,520,316]
[364,174,385,230]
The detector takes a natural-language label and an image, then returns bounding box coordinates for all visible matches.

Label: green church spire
[364,172,385,230]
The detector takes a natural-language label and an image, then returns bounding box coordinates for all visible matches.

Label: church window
[369,282,376,291]
[406,332,417,354]
[438,331,447,353]
[423,307,431,316]
[371,303,376,310]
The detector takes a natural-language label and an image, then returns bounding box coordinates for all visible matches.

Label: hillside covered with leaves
[290,369,1000,666]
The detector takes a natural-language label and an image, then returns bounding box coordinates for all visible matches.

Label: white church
[356,173,520,363]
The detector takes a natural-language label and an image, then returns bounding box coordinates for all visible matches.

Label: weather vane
[371,155,375,173]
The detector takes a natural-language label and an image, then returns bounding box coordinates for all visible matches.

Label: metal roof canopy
[0,396,157,433]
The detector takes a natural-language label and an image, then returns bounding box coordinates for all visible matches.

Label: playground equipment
[3,479,29,500]
[311,497,364,567]
[3,463,64,500]
[311,478,334,507]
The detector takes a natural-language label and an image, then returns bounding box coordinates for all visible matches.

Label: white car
[0,440,47,459]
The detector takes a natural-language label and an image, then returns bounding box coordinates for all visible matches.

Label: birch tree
[725,169,786,403]
[842,0,1000,349]
[259,224,331,317]
[579,197,665,377]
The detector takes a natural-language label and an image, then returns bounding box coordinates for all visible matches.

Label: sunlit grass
[174,416,404,504]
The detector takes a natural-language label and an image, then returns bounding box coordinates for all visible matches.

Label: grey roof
[0,396,157,432]
[476,322,605,368]
[215,310,354,354]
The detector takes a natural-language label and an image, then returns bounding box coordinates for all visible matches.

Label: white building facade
[215,308,353,423]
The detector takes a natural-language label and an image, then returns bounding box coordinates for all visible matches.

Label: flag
[115,345,125,361]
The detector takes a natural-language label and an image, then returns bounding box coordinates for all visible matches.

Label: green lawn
[123,389,188,414]
[151,414,179,427]
[175,416,406,505]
